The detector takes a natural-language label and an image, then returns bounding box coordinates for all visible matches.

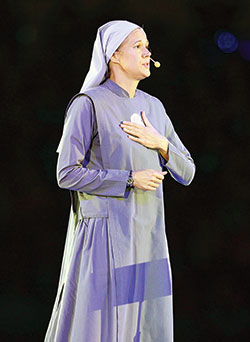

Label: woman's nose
[142,47,151,57]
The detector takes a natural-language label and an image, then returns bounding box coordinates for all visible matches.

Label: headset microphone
[150,58,161,68]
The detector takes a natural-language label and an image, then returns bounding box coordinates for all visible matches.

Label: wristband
[126,170,134,189]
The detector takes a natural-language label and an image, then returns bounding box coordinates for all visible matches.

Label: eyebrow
[133,39,150,45]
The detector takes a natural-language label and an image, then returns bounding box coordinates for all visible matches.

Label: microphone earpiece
[150,58,161,68]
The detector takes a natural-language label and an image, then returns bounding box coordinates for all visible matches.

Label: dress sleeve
[56,96,129,197]
[159,113,196,186]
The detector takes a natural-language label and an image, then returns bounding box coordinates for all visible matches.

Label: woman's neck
[109,74,139,98]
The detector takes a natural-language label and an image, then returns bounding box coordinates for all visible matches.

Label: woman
[45,20,195,342]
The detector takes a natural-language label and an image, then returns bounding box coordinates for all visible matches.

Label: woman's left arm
[120,111,195,186]
[159,116,195,186]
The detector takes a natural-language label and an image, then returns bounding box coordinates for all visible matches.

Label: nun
[44,20,195,342]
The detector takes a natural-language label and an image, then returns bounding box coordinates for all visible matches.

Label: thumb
[156,171,168,175]
[141,111,152,127]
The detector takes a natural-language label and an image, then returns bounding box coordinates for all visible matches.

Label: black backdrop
[1,0,249,341]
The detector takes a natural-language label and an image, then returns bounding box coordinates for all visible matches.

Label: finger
[146,186,157,191]
[148,181,159,189]
[154,171,168,177]
[121,121,143,128]
[153,173,165,181]
[122,126,142,136]
[151,177,163,184]
[127,135,141,142]
[141,111,152,127]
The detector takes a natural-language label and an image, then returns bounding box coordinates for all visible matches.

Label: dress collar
[102,78,138,98]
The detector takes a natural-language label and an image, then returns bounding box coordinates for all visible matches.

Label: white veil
[57,20,140,153]
[80,20,140,92]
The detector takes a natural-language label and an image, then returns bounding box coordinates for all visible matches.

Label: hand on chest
[96,102,164,169]
[102,104,165,150]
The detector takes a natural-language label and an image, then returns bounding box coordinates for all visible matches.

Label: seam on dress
[107,217,119,342]
[67,221,87,342]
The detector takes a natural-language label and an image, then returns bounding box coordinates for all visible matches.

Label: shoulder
[83,84,109,99]
[137,89,174,128]
[64,93,95,124]
[137,89,166,113]
[66,92,96,116]
[67,93,94,108]
[137,89,164,105]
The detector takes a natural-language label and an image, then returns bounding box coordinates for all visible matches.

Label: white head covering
[80,20,140,93]
[57,20,140,153]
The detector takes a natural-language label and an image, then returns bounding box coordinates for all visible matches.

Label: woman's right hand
[132,169,167,191]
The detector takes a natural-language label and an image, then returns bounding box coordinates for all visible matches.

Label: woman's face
[114,28,151,81]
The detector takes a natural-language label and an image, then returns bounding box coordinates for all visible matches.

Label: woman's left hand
[120,111,169,151]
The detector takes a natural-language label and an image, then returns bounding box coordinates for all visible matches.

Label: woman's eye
[134,44,151,51]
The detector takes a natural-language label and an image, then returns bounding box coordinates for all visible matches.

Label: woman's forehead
[122,28,148,46]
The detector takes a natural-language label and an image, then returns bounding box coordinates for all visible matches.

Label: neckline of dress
[102,79,138,99]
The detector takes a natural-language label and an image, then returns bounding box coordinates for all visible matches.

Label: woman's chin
[139,70,151,80]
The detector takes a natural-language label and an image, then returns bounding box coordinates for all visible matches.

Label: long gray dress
[44,79,195,342]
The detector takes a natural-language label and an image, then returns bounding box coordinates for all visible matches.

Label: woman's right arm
[57,96,130,197]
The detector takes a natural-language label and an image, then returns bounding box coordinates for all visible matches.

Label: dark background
[1,0,250,341]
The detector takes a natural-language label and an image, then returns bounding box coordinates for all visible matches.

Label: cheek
[122,56,137,70]
[128,49,138,60]
[120,50,141,72]
[128,54,140,68]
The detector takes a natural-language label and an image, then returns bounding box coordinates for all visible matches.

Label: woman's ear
[110,51,120,64]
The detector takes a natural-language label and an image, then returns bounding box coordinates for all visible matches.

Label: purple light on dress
[89,258,172,311]
[214,30,239,53]
[238,40,250,61]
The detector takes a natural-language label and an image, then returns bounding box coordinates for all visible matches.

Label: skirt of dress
[45,215,173,342]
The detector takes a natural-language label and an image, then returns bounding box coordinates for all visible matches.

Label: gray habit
[45,79,195,342]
